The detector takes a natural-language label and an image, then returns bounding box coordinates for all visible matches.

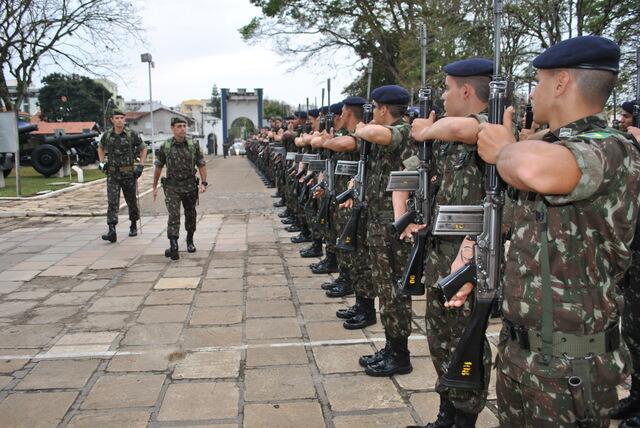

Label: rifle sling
[538,199,553,363]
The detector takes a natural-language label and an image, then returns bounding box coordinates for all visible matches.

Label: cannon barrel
[43,131,99,144]
[18,124,38,134]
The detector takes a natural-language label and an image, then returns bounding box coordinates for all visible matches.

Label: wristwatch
[202,181,208,186]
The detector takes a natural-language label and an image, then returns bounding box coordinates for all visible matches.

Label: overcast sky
[110,0,359,109]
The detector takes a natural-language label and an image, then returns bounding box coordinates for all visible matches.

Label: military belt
[504,320,620,358]
[108,164,135,172]
[161,176,198,187]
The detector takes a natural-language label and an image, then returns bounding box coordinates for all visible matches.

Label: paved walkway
[0,157,506,427]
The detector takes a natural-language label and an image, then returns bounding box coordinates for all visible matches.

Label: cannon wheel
[76,144,97,166]
[32,144,63,177]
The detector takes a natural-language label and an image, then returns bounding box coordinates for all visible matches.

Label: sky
[109,0,360,109]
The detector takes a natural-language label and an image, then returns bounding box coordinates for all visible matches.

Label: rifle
[319,88,326,132]
[305,98,312,133]
[430,0,508,390]
[634,48,640,128]
[317,78,335,228]
[336,58,374,251]
[524,62,533,129]
[385,23,434,296]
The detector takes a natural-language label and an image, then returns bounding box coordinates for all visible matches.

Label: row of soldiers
[248,34,640,428]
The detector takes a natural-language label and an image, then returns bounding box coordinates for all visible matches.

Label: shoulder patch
[576,131,615,139]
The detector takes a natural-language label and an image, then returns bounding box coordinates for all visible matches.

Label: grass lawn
[0,166,105,197]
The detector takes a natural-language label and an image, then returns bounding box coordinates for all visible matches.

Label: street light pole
[141,53,155,165]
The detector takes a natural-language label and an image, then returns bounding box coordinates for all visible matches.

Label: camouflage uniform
[99,128,144,226]
[496,114,640,427]
[365,121,415,338]
[155,137,206,238]
[622,248,640,398]
[422,113,490,414]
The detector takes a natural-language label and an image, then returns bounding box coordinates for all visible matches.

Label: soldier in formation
[246,34,640,428]
[152,117,208,260]
[98,109,147,243]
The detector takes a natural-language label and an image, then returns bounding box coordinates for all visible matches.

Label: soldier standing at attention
[98,109,147,243]
[152,117,207,260]
[404,58,493,427]
[349,85,416,377]
[448,36,640,427]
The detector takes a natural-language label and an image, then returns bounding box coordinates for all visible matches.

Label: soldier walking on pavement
[98,109,147,243]
[152,117,208,260]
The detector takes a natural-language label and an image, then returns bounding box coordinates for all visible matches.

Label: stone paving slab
[0,157,510,427]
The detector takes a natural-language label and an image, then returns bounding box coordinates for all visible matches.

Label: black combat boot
[453,410,478,428]
[278,209,292,218]
[273,198,286,207]
[285,224,302,233]
[291,230,313,243]
[336,300,360,318]
[129,221,138,237]
[272,192,282,198]
[622,415,640,428]
[101,225,117,243]
[323,271,349,291]
[612,379,640,420]
[325,281,354,298]
[311,252,339,274]
[359,334,389,367]
[420,396,456,428]
[186,232,196,253]
[364,336,412,377]
[343,297,376,329]
[164,237,179,260]
[300,240,323,257]
[281,217,295,225]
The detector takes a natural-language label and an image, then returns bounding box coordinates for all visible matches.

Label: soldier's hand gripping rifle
[430,0,508,390]
[386,23,434,296]
[335,59,374,251]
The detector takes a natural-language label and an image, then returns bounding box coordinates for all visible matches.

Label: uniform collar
[172,137,187,144]
[543,112,608,141]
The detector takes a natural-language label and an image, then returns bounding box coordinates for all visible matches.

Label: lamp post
[140,53,155,165]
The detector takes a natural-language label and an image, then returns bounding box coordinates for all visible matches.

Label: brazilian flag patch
[577,131,614,139]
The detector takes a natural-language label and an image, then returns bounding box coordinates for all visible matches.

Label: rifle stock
[398,228,429,295]
[336,204,363,251]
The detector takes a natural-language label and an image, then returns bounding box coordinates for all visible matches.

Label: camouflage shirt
[99,128,144,167]
[500,113,640,387]
[365,120,416,223]
[155,137,205,182]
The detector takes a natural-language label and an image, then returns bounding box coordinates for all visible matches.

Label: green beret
[112,109,125,117]
[171,117,187,126]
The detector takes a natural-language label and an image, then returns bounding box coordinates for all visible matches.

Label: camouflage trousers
[425,240,491,414]
[318,197,337,255]
[623,249,640,386]
[163,184,198,238]
[106,172,139,225]
[336,205,375,299]
[367,215,412,338]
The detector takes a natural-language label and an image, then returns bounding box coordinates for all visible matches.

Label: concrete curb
[0,177,107,201]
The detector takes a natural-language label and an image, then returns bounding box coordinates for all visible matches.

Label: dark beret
[342,96,367,106]
[533,35,620,73]
[285,115,295,120]
[111,109,125,117]
[271,116,282,121]
[171,117,187,126]
[319,106,329,115]
[443,58,493,77]
[330,102,344,115]
[295,111,308,119]
[308,108,320,118]
[371,85,410,105]
[622,100,638,114]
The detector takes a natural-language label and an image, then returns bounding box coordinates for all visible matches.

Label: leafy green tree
[38,73,112,124]
[211,84,221,117]
[263,98,292,118]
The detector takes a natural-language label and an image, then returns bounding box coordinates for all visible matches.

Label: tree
[263,98,292,118]
[211,84,221,117]
[38,73,112,124]
[0,0,143,113]
[241,0,639,100]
